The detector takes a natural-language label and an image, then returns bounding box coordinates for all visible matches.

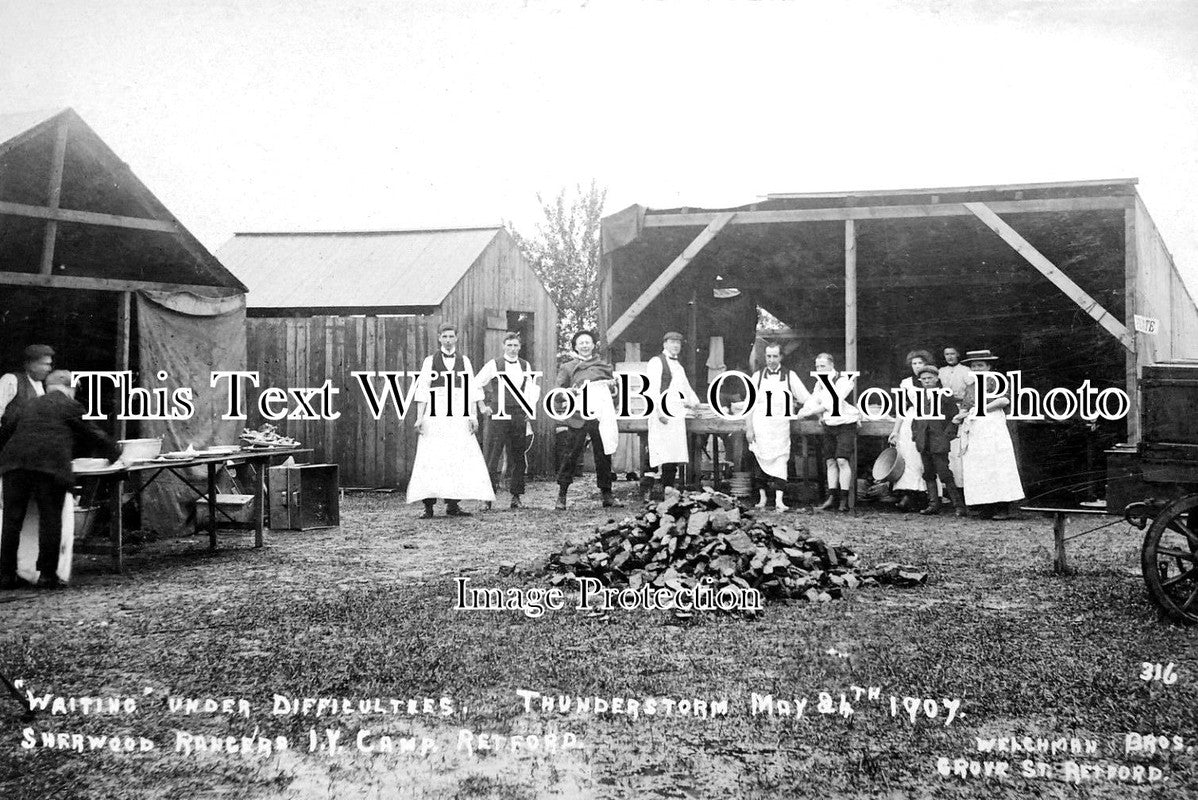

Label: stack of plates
[729,471,753,498]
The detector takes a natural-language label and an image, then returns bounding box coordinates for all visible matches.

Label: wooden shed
[0,107,251,530]
[600,179,1198,503]
[0,107,247,427]
[218,227,559,489]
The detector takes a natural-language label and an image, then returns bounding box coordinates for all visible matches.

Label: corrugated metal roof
[215,228,503,309]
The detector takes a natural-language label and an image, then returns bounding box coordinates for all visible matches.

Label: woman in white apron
[954,350,1024,520]
[646,332,700,497]
[887,350,932,511]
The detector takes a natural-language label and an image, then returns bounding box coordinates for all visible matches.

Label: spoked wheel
[1141,494,1198,625]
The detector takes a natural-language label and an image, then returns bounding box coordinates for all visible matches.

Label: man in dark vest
[477,332,537,509]
[0,344,55,429]
[1,369,120,590]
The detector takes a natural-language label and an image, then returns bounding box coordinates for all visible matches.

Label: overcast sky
[3,0,1196,291]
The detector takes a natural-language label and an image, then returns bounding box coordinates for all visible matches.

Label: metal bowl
[871,446,905,484]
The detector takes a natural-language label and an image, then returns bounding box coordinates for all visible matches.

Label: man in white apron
[646,331,700,499]
[745,343,809,511]
[406,323,495,518]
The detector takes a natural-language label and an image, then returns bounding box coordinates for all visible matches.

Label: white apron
[406,385,495,503]
[892,377,927,492]
[959,408,1024,505]
[5,493,75,584]
[581,382,620,456]
[748,374,795,481]
[647,358,695,468]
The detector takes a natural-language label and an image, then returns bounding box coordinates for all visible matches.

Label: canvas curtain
[135,290,247,533]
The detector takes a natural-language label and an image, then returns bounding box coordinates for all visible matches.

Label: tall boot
[774,490,788,512]
[601,491,624,508]
[838,490,850,512]
[949,485,967,517]
[555,486,568,511]
[919,493,942,515]
[818,489,839,511]
[755,489,768,509]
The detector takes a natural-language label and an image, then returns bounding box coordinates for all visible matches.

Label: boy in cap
[910,364,966,516]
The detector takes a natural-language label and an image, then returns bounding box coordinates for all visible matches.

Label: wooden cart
[1113,362,1198,624]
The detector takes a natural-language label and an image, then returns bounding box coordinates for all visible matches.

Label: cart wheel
[1141,494,1198,625]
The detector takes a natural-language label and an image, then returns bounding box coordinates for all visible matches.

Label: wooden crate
[268,464,340,530]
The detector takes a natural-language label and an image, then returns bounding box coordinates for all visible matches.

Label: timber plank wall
[245,312,557,489]
[245,316,431,488]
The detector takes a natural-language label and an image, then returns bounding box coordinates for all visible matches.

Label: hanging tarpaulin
[135,290,247,534]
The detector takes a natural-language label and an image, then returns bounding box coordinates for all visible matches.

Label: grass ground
[1,480,1196,799]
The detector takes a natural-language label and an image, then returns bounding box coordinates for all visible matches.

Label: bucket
[871,447,905,484]
[74,506,100,540]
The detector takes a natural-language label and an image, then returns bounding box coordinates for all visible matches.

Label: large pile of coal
[546,489,925,605]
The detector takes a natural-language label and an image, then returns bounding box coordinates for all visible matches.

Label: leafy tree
[508,181,607,357]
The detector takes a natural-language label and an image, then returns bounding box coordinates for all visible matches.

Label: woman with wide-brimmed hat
[953,349,1024,520]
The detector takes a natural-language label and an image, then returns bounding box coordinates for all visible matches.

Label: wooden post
[39,118,70,276]
[844,220,857,372]
[207,463,218,550]
[845,219,858,512]
[1052,512,1072,575]
[255,461,266,548]
[110,476,124,573]
[115,291,131,440]
[1124,207,1140,444]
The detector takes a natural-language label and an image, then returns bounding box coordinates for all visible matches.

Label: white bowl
[118,438,163,463]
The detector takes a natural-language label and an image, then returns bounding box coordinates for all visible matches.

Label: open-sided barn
[0,107,250,529]
[600,179,1198,503]
[219,227,559,489]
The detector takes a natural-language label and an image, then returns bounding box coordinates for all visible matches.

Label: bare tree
[508,181,607,357]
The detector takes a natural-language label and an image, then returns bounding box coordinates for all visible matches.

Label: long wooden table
[74,447,312,572]
[617,417,895,490]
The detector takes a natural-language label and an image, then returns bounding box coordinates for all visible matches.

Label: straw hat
[961,349,999,364]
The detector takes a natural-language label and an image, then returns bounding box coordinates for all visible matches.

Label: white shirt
[474,357,529,389]
[414,351,481,407]
[0,373,45,419]
[800,371,860,425]
[939,364,976,401]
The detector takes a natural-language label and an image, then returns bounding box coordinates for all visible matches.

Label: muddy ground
[1,479,1196,799]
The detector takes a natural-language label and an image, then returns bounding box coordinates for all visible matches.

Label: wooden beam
[39,118,70,275]
[964,202,1135,353]
[1125,207,1140,443]
[0,201,178,233]
[844,219,857,372]
[607,212,735,343]
[765,177,1137,200]
[0,271,239,297]
[642,196,1132,228]
[67,131,243,291]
